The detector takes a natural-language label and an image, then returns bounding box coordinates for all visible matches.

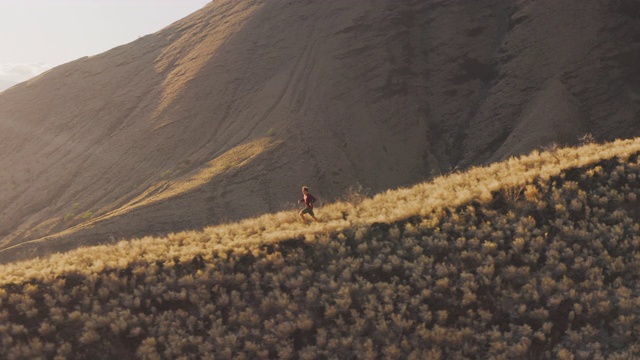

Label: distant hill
[0,79,16,92]
[0,0,639,259]
[1,138,640,358]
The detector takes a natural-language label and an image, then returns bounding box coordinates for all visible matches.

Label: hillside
[0,0,639,258]
[1,138,640,358]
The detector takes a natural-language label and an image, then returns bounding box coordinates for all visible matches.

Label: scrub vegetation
[1,138,640,359]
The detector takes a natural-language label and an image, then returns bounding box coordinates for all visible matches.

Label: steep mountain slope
[0,0,639,258]
[1,138,640,358]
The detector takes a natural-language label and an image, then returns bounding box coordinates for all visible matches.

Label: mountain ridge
[0,0,638,259]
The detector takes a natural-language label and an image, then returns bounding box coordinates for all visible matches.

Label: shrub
[0,138,640,358]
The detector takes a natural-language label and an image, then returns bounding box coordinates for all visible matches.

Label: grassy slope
[1,139,640,359]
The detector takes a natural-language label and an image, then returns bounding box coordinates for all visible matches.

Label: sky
[0,0,210,85]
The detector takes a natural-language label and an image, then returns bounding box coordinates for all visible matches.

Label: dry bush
[1,139,640,358]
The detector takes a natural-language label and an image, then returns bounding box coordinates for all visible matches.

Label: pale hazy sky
[0,0,210,83]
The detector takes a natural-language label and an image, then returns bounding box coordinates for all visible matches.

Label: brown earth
[0,0,638,263]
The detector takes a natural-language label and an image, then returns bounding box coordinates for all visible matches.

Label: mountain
[1,138,640,358]
[0,0,639,259]
[0,79,17,92]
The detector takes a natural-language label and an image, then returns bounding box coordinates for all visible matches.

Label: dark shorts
[300,207,315,216]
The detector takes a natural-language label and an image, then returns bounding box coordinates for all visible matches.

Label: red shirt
[303,193,316,208]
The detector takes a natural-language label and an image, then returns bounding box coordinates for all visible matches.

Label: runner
[299,186,320,223]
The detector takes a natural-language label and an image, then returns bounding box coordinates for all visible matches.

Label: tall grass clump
[0,138,640,358]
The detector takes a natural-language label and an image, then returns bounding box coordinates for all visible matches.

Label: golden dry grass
[1,138,640,359]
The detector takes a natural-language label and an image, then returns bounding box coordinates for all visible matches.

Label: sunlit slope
[0,0,271,251]
[2,0,639,257]
[1,138,640,358]
[0,137,282,263]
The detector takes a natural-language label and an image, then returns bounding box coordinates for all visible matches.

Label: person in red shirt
[299,186,320,223]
